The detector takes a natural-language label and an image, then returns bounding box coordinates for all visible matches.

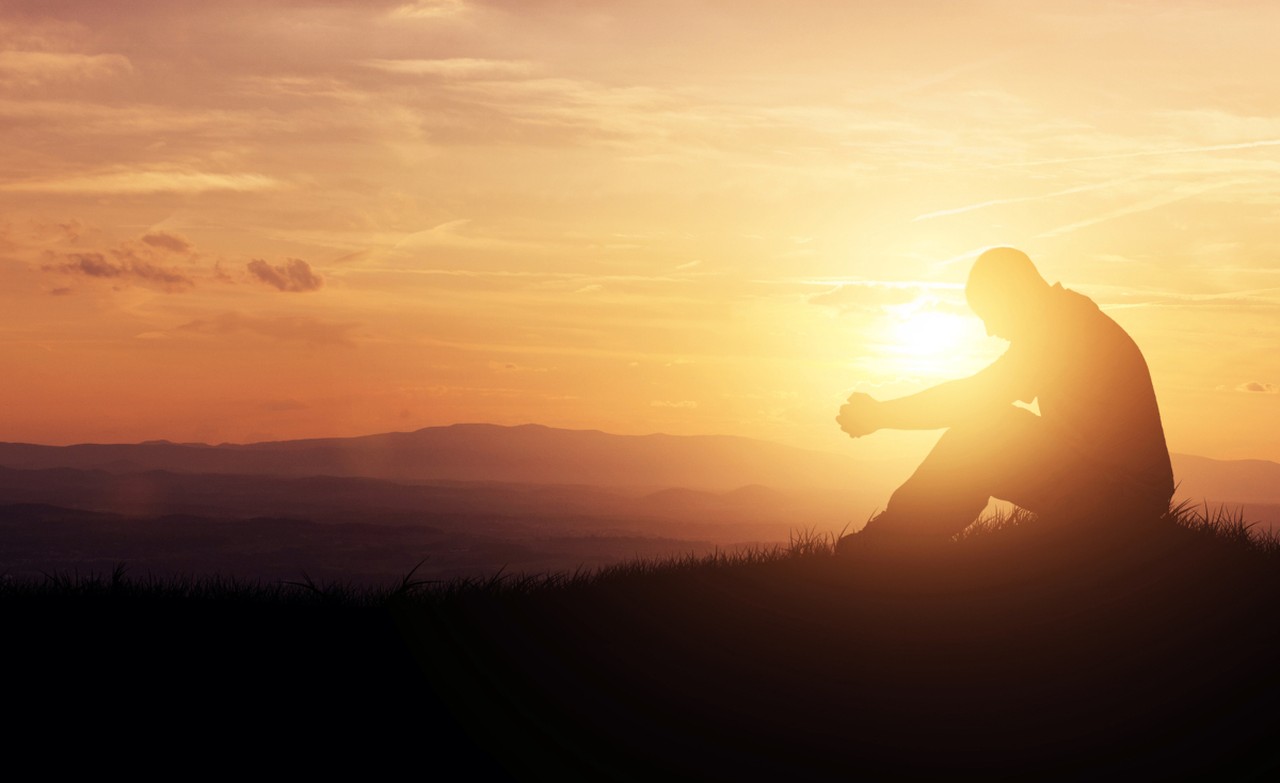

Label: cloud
[1084,284,1280,313]
[389,0,470,19]
[177,313,356,345]
[43,251,193,292]
[992,138,1280,171]
[911,177,1144,222]
[0,50,132,87]
[361,58,533,79]
[52,253,123,279]
[1036,179,1246,239]
[0,170,279,195]
[247,258,324,292]
[488,361,546,373]
[140,232,193,254]
[389,219,545,254]
[1237,381,1279,394]
[808,281,953,314]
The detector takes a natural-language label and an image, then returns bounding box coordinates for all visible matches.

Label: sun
[890,310,968,358]
[876,300,996,378]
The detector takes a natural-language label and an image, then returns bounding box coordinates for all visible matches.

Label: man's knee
[930,405,1042,460]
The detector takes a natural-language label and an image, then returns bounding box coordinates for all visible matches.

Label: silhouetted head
[965,247,1052,339]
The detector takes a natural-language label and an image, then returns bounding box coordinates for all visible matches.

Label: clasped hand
[836,392,881,438]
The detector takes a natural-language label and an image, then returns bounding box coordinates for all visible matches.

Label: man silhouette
[836,247,1174,544]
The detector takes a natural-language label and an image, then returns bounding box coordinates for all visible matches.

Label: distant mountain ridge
[0,464,810,528]
[0,422,1275,505]
[0,423,883,492]
[3,424,1278,583]
[1168,454,1280,504]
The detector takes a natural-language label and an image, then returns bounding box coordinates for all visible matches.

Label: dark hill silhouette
[6,508,1278,778]
[0,502,116,523]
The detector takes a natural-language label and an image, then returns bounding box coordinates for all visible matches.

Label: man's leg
[858,406,1059,541]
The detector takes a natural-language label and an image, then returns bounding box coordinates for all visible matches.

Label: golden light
[874,298,998,379]
[889,309,967,358]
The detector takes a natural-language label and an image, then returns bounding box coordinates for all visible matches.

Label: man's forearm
[876,376,994,431]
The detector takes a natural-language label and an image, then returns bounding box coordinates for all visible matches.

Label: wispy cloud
[990,139,1280,171]
[1,169,280,195]
[651,399,697,408]
[0,50,132,86]
[1037,180,1245,239]
[177,313,357,345]
[807,280,962,315]
[1088,284,1280,311]
[912,177,1143,222]
[931,247,995,270]
[361,58,533,79]
[386,219,552,255]
[847,49,1024,103]
[389,0,470,20]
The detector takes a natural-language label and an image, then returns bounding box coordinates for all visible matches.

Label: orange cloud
[247,258,324,293]
[43,251,193,292]
[0,170,278,195]
[0,50,132,87]
[1237,382,1278,394]
[361,58,533,79]
[177,313,355,345]
[140,232,194,254]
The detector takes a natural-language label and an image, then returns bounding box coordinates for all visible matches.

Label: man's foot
[834,531,861,557]
[835,511,893,557]
[834,514,950,558]
[834,521,894,557]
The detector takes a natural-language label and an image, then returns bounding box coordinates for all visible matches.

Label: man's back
[984,283,1174,506]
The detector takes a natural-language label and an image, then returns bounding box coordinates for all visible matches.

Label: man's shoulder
[1053,283,1100,312]
[1047,283,1146,362]
[1050,284,1115,331]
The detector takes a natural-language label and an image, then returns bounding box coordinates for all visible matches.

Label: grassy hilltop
[5,504,1279,780]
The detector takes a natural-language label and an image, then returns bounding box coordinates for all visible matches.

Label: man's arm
[837,351,1030,437]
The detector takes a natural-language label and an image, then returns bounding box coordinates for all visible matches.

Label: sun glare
[876,302,995,378]
[890,310,967,357]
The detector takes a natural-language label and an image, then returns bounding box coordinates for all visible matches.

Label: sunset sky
[2,0,1278,462]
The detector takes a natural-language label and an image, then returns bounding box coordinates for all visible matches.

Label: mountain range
[1,423,1275,582]
[0,423,872,490]
[0,422,1274,505]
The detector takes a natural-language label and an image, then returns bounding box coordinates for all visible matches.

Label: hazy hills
[1,422,1276,581]
[0,465,810,528]
[1169,453,1280,503]
[0,424,885,581]
[0,423,875,491]
[0,421,1274,505]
